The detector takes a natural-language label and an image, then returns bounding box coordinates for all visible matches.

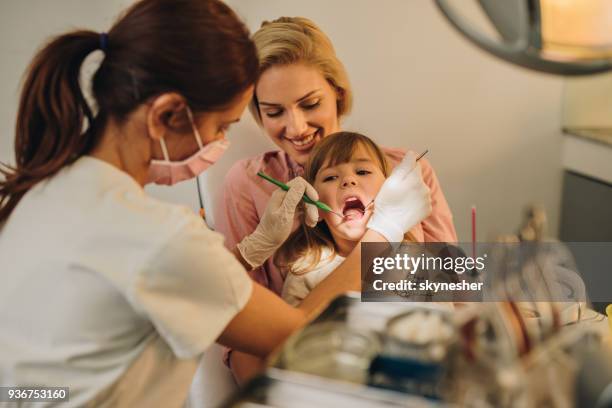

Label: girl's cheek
[321,211,337,227]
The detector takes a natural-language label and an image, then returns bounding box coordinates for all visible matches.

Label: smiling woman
[215,16,457,295]
[254,63,340,165]
[248,17,352,167]
[213,16,458,383]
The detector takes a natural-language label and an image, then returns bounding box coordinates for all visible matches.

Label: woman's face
[313,144,386,253]
[256,63,341,166]
[157,87,253,161]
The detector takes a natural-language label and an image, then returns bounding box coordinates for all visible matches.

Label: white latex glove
[237,177,319,268]
[367,151,432,242]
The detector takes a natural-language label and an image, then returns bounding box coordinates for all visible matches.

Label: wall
[0,0,566,243]
[0,0,131,164]
[563,71,612,128]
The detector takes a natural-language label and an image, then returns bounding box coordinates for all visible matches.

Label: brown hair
[0,0,258,224]
[275,132,391,273]
[248,17,352,125]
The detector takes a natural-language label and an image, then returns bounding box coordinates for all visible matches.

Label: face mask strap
[158,137,171,162]
[186,106,204,149]
[156,106,203,163]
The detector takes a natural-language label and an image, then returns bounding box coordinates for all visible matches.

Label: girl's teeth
[292,133,315,146]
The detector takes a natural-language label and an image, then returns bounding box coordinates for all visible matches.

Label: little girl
[276,131,419,306]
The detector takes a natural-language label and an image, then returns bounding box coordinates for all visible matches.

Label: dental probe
[256,171,345,218]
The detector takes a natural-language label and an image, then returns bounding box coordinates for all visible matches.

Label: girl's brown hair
[275,131,391,273]
[0,0,258,224]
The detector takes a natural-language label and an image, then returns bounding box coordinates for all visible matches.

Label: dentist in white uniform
[0,0,431,406]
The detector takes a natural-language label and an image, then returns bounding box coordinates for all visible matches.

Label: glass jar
[282,321,381,384]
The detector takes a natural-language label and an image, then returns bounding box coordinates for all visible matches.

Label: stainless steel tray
[220,369,449,408]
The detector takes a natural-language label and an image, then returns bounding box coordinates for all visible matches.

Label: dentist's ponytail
[0,31,100,224]
[0,0,258,224]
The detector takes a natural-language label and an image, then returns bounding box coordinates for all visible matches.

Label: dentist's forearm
[229,350,265,386]
[297,229,387,316]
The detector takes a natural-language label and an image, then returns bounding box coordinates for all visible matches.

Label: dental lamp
[435,0,612,75]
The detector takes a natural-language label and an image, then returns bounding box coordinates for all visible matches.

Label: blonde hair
[275,132,391,273]
[249,17,353,125]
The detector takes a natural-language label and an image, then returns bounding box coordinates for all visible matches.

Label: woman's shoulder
[379,145,435,175]
[380,145,407,162]
[224,150,293,187]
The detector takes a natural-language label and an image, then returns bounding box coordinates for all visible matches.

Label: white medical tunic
[0,156,252,407]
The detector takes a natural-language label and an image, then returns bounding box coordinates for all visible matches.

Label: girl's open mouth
[342,196,366,221]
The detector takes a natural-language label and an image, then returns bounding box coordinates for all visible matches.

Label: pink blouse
[214,147,457,296]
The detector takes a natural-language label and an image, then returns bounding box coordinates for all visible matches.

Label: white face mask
[146,107,230,185]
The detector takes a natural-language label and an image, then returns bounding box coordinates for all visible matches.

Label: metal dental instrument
[415,149,429,162]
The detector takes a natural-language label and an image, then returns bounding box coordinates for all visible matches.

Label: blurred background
[1,0,611,241]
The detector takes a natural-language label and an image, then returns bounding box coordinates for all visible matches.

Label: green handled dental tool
[256,171,344,218]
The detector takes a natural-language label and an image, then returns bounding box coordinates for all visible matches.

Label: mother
[215,17,457,381]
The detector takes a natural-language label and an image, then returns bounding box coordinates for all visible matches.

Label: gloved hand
[237,177,319,268]
[367,151,432,242]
